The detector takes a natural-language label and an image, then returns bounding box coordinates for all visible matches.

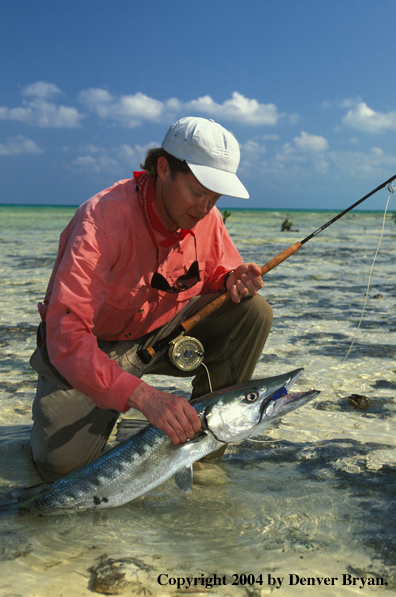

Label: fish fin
[13,482,50,503]
[0,500,18,514]
[115,418,149,442]
[174,465,193,493]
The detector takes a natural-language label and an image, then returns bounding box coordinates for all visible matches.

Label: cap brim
[187,162,249,199]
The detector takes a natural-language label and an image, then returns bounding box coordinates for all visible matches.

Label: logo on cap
[212,148,239,159]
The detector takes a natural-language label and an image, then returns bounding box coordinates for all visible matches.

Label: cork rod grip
[260,241,302,276]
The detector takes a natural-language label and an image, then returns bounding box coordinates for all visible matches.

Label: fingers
[229,263,263,303]
[143,393,201,446]
[127,383,202,446]
[160,400,201,446]
[164,408,201,446]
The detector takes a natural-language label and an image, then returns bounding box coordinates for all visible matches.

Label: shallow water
[0,204,396,596]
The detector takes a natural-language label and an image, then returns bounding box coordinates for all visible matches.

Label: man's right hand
[126,381,201,446]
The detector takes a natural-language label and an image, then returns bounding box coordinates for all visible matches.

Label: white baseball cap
[162,117,249,199]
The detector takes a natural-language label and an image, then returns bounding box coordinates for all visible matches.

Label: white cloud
[3,83,288,131]
[124,142,157,163]
[78,88,114,116]
[22,82,62,100]
[322,97,362,110]
[0,135,43,156]
[119,93,167,121]
[339,97,362,109]
[184,92,282,126]
[118,144,135,160]
[293,131,329,152]
[238,140,268,175]
[288,113,299,125]
[240,140,267,154]
[328,146,396,176]
[76,144,103,154]
[79,88,284,127]
[343,101,396,133]
[71,153,120,174]
[0,82,84,128]
[263,134,280,141]
[254,139,396,185]
[245,131,330,178]
[275,131,329,161]
[68,142,157,175]
[232,131,332,182]
[72,155,98,169]
[79,89,173,127]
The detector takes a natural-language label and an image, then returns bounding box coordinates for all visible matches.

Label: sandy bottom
[1,207,396,596]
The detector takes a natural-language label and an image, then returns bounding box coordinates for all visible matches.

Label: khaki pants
[26,294,273,480]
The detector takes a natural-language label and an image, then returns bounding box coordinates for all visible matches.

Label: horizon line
[0,203,388,214]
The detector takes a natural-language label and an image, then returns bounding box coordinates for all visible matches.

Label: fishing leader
[25,117,273,481]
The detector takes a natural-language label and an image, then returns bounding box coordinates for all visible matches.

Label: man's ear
[156,156,170,182]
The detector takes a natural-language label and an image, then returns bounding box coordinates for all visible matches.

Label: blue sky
[1,0,396,210]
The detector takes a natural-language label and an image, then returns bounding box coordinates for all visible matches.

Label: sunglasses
[150,238,200,293]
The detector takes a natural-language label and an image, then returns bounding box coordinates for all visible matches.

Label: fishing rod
[138,173,396,369]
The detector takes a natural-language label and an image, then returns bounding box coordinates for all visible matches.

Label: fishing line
[248,186,395,444]
[329,190,392,380]
[306,187,394,423]
[201,362,213,393]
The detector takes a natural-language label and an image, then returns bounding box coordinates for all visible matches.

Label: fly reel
[168,334,205,371]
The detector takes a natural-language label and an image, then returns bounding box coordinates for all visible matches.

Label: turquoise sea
[0,203,396,596]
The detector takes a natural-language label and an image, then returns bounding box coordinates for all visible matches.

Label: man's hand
[226,262,263,304]
[126,381,201,446]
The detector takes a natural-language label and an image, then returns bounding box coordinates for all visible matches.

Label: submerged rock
[347,394,371,409]
[0,530,33,561]
[89,555,153,595]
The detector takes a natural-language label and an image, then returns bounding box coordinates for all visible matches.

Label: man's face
[154,158,221,230]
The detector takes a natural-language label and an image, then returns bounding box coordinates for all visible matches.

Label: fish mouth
[264,388,319,419]
[258,369,318,423]
[282,388,320,406]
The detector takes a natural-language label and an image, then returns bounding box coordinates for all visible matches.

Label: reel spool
[168,334,205,371]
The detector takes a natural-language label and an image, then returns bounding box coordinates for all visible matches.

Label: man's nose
[196,197,211,215]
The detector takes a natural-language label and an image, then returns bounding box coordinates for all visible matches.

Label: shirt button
[125,333,132,338]
[138,308,144,313]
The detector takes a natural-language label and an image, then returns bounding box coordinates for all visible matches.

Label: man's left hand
[226,263,263,304]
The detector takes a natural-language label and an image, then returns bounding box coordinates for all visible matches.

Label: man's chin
[185,214,202,228]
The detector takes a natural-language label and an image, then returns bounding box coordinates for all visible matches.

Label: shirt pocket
[93,283,149,337]
[104,282,149,309]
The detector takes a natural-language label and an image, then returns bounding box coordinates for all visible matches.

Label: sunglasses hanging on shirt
[150,236,200,293]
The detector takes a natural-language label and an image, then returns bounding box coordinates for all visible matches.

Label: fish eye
[245,391,259,402]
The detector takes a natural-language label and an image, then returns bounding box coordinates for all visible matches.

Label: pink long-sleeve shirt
[39,177,242,412]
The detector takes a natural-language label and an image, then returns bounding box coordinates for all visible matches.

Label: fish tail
[10,481,51,511]
[0,493,19,514]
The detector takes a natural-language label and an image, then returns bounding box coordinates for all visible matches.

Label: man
[26,117,273,481]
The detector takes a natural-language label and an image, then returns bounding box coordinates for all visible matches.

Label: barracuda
[15,368,319,513]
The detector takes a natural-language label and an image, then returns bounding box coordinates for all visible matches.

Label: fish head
[200,368,319,443]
